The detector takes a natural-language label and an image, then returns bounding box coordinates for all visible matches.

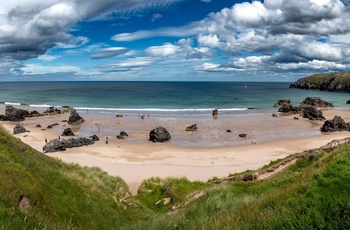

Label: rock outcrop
[13,124,27,134]
[300,97,333,108]
[278,104,301,114]
[302,106,325,120]
[117,131,128,139]
[274,98,291,107]
[4,105,30,121]
[185,124,198,131]
[68,109,85,125]
[43,137,95,152]
[43,139,66,152]
[90,135,100,141]
[149,126,171,142]
[289,72,350,92]
[320,116,350,132]
[62,128,75,136]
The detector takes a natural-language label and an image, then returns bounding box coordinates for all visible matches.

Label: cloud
[151,13,162,22]
[19,64,81,75]
[145,43,180,57]
[91,47,130,59]
[112,21,206,41]
[145,40,214,59]
[97,57,156,72]
[0,0,182,61]
[37,54,60,61]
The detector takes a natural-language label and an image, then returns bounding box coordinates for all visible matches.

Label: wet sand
[1,105,350,194]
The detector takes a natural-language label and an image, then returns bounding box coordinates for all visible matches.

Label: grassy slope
[1,124,350,229]
[0,126,147,229]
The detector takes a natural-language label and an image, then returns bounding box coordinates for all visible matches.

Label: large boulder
[320,116,350,132]
[68,109,85,125]
[185,124,198,131]
[300,97,333,108]
[274,98,291,107]
[117,131,128,139]
[302,106,325,120]
[61,137,94,148]
[62,128,75,136]
[43,139,66,153]
[13,124,27,134]
[149,126,171,142]
[5,105,30,121]
[278,104,301,114]
[43,107,61,115]
[90,135,100,141]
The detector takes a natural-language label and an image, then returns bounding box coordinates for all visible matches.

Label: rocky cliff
[289,72,350,92]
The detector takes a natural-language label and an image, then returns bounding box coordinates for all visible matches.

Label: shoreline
[1,105,350,194]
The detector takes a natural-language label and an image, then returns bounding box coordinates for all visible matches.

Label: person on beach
[45,138,47,143]
[106,136,108,144]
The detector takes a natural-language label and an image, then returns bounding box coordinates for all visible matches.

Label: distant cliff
[289,72,350,92]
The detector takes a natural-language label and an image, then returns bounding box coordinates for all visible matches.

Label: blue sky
[1,0,350,81]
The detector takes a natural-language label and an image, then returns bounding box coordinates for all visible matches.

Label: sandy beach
[1,105,350,194]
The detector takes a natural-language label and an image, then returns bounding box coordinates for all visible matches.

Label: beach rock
[43,107,61,115]
[347,100,350,104]
[276,98,291,106]
[117,131,129,139]
[226,129,232,133]
[0,115,8,121]
[62,128,75,136]
[212,109,218,116]
[278,104,301,114]
[47,123,59,129]
[68,109,85,125]
[30,110,41,117]
[62,138,95,148]
[149,126,171,142]
[5,105,30,121]
[36,124,41,128]
[272,113,278,117]
[90,135,100,141]
[116,114,123,118]
[13,124,27,134]
[43,139,66,153]
[239,133,247,138]
[320,116,350,132]
[185,124,198,131]
[300,97,333,108]
[302,106,325,120]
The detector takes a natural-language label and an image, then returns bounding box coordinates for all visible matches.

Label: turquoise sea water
[0,81,349,114]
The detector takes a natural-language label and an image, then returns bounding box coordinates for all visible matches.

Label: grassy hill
[1,124,350,229]
[290,72,350,92]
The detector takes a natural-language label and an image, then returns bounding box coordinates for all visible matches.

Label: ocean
[0,81,349,115]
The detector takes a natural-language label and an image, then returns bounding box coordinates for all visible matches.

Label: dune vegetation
[1,125,350,229]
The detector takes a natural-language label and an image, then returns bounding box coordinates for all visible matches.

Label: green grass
[302,72,350,90]
[1,124,350,229]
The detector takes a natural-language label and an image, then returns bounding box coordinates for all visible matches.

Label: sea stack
[68,108,85,125]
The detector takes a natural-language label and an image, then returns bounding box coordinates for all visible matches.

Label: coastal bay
[2,104,349,194]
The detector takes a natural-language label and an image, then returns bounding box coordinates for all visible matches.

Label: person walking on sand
[106,136,108,144]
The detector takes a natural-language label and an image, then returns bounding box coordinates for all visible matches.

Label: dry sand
[1,106,350,194]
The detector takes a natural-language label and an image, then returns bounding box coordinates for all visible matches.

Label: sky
[1,0,350,82]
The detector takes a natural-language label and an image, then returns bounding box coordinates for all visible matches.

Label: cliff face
[289,72,350,92]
